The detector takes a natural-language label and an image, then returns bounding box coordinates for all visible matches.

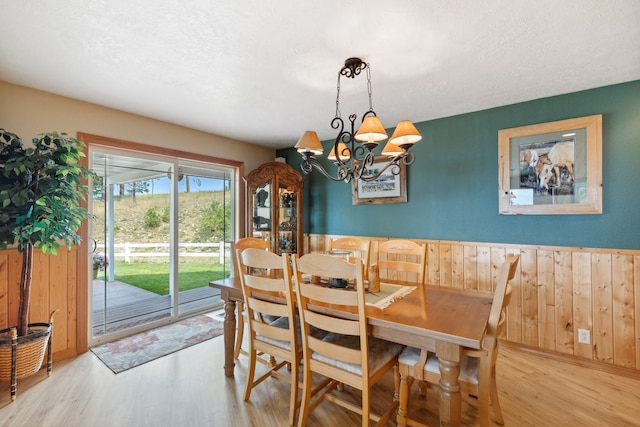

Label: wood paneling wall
[0,248,79,360]
[306,234,640,371]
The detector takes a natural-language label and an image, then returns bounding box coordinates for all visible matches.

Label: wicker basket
[0,310,57,401]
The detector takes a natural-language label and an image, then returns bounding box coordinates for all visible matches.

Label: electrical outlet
[578,328,591,344]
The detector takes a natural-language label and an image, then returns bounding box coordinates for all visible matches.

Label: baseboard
[52,348,77,362]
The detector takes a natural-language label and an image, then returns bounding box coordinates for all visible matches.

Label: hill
[92,190,229,244]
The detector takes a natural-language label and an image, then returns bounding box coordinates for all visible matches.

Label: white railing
[104,242,231,263]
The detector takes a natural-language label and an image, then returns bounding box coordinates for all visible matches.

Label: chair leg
[477,360,492,427]
[362,391,370,427]
[234,302,245,359]
[243,341,257,401]
[490,365,505,425]
[297,364,313,427]
[288,358,299,426]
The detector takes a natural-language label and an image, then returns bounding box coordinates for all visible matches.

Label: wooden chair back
[375,239,426,284]
[498,254,519,339]
[236,248,300,425]
[231,237,271,359]
[328,237,372,278]
[293,253,367,389]
[233,237,270,274]
[293,253,402,426]
[481,254,519,354]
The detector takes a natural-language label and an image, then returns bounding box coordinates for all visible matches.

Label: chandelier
[294,57,422,183]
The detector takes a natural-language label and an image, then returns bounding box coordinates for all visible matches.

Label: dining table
[209,276,493,427]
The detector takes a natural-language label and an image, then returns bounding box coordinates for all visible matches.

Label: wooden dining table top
[209,276,493,350]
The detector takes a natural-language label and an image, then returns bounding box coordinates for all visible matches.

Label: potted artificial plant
[0,129,92,400]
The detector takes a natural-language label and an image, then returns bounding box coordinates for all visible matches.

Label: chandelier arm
[359,154,408,182]
[346,113,366,161]
[300,156,348,182]
[363,151,376,168]
[350,151,374,181]
[401,150,416,166]
[331,116,344,132]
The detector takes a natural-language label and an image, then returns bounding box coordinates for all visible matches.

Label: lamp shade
[354,116,388,143]
[381,140,404,157]
[295,131,324,155]
[389,120,422,146]
[328,142,351,161]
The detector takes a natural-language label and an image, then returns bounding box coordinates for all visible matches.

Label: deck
[92,280,222,336]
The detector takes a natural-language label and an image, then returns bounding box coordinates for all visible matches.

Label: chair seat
[313,333,404,376]
[399,346,479,386]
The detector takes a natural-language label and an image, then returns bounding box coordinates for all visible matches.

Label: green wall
[278,80,640,250]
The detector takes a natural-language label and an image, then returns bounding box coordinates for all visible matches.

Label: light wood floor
[1,335,640,426]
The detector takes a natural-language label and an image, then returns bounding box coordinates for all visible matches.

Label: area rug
[91,314,223,374]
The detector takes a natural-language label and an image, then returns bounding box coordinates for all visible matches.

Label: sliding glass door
[89,148,234,344]
[176,164,233,315]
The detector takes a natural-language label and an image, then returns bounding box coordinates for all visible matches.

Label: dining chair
[236,248,300,426]
[328,236,372,279]
[232,237,270,359]
[292,253,405,427]
[374,239,426,284]
[396,254,520,427]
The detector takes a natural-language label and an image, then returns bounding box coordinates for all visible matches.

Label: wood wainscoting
[0,247,80,361]
[2,237,639,373]
[305,234,640,374]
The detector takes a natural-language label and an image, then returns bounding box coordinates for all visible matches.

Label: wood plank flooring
[1,334,640,426]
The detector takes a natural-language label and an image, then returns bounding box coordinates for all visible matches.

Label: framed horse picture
[498,114,602,215]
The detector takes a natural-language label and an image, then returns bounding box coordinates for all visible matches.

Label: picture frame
[498,114,602,215]
[352,156,407,205]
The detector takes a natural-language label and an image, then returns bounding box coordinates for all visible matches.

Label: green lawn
[97,262,229,295]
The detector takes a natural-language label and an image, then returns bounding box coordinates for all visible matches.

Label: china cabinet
[246,161,304,255]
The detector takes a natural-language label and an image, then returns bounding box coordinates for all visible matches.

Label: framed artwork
[352,156,407,205]
[498,114,602,215]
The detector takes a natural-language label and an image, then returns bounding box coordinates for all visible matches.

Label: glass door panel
[90,150,173,341]
[278,183,297,254]
[251,181,272,245]
[176,164,233,315]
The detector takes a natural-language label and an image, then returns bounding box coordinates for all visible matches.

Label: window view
[90,149,234,342]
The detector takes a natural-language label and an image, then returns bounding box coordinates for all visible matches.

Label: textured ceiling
[1,1,639,149]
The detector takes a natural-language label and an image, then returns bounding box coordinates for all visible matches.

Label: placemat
[366,283,416,309]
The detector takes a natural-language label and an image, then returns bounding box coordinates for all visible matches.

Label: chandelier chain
[335,74,341,119]
[366,65,374,113]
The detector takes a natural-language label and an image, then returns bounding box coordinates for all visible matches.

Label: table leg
[222,294,237,377]
[436,341,462,427]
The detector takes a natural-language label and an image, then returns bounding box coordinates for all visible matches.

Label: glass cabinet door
[277,183,297,254]
[251,181,272,245]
